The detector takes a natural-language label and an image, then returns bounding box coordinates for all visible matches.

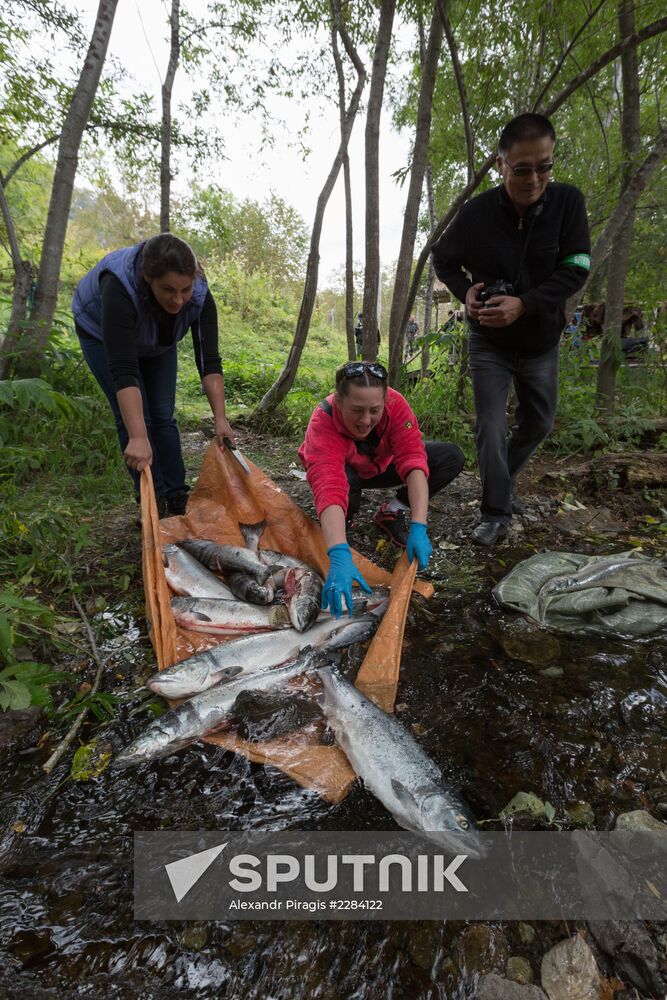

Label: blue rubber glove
[322,544,372,618]
[406,521,432,571]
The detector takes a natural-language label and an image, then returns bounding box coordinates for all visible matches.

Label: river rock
[478,973,547,999]
[0,706,44,755]
[519,923,536,946]
[407,923,441,970]
[614,809,667,833]
[507,956,534,984]
[540,935,600,1000]
[565,801,595,828]
[460,924,509,976]
[587,921,665,997]
[496,618,561,665]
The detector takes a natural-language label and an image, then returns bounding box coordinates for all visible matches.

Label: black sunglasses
[339,361,388,381]
[500,156,554,178]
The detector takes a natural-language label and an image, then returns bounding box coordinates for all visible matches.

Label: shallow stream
[1,591,666,998]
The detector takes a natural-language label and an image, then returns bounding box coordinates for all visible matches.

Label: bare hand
[478,295,526,328]
[214,416,235,449]
[124,436,152,471]
[465,282,485,322]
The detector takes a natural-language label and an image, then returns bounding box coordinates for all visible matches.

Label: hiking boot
[165,491,189,517]
[373,502,410,548]
[471,521,507,546]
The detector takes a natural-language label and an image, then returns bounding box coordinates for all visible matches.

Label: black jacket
[431,182,590,356]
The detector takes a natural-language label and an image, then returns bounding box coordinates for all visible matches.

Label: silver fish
[316,667,482,856]
[171,597,293,635]
[283,567,322,632]
[116,648,327,767]
[179,538,273,583]
[146,604,387,699]
[241,521,322,581]
[162,544,234,599]
[537,555,667,618]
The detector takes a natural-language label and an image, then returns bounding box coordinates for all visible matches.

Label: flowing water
[1,593,666,999]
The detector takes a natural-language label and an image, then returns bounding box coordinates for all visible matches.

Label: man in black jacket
[432,113,590,545]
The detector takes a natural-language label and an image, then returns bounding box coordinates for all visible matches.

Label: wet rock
[478,973,547,999]
[507,956,534,984]
[407,922,441,970]
[540,666,564,678]
[614,809,667,833]
[519,923,537,946]
[500,792,548,822]
[0,707,44,755]
[182,922,208,951]
[225,927,258,959]
[540,935,600,1000]
[496,618,561,665]
[460,924,509,976]
[8,928,56,965]
[565,801,595,828]
[588,921,665,997]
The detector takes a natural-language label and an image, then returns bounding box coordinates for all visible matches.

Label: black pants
[345,441,464,518]
[469,334,559,525]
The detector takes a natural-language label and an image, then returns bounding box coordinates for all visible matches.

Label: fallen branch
[42,592,109,775]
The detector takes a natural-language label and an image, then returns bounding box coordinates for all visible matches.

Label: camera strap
[512,203,542,288]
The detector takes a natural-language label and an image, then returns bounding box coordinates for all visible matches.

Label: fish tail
[240,520,267,551]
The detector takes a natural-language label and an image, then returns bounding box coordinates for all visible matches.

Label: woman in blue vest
[73,234,233,517]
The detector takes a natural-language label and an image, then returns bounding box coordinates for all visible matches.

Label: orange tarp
[141,441,432,803]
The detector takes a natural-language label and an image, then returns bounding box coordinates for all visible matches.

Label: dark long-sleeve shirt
[98,272,223,390]
[431,182,590,356]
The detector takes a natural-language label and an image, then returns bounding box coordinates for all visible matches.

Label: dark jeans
[469,334,559,525]
[345,441,464,518]
[78,332,187,498]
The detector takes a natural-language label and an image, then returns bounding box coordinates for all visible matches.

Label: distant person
[354,312,363,359]
[432,112,590,546]
[298,360,464,616]
[405,314,419,358]
[73,233,234,518]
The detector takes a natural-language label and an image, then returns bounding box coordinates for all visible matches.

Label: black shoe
[511,495,526,515]
[164,490,190,517]
[471,521,508,546]
[373,502,410,548]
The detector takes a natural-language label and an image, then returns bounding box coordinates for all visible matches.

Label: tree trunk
[331,9,357,361]
[21,0,119,377]
[254,16,366,415]
[160,0,181,233]
[421,165,436,378]
[361,0,395,360]
[0,175,32,378]
[0,260,35,380]
[596,0,641,414]
[387,2,442,386]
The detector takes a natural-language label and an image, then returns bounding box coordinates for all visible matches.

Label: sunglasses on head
[339,361,388,381]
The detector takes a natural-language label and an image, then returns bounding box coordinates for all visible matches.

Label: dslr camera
[478,279,514,304]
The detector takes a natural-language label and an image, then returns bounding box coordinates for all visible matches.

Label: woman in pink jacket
[299,361,464,616]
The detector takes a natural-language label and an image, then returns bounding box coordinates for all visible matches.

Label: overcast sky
[74,0,413,287]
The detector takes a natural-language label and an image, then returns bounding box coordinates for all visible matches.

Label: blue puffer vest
[72,242,208,357]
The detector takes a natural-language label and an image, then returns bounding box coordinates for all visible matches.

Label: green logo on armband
[561,253,590,270]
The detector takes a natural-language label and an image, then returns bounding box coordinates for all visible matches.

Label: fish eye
[458,817,469,829]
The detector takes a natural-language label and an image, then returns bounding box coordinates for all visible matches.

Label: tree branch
[436,0,474,183]
[532,0,608,110]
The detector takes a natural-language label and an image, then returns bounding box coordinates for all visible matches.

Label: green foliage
[0,590,70,711]
[58,689,121,723]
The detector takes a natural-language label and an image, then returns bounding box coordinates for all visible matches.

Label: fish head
[391,778,484,857]
[114,731,161,768]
